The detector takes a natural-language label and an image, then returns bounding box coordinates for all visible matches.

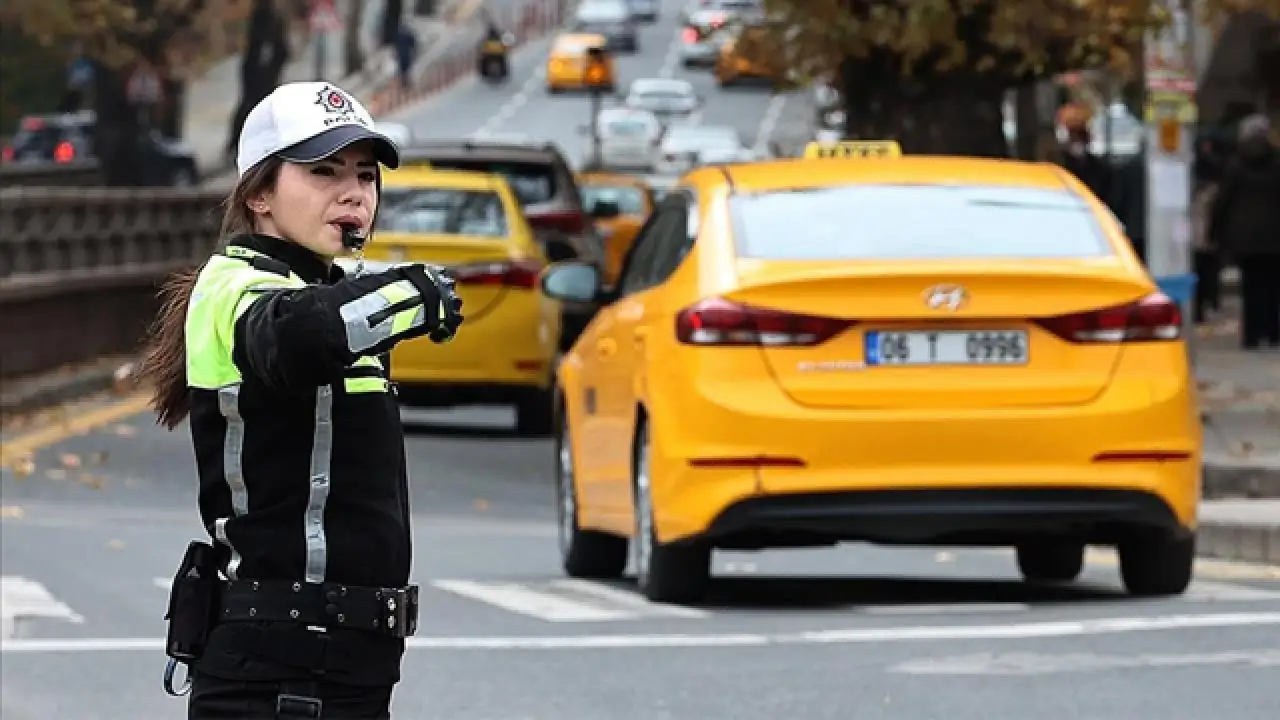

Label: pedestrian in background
[137,81,463,718]
[1209,113,1280,350]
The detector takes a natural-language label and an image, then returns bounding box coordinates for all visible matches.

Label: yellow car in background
[546,33,615,93]
[542,142,1200,603]
[576,172,655,286]
[363,167,562,435]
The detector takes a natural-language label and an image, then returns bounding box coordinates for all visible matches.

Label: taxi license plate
[865,330,1029,366]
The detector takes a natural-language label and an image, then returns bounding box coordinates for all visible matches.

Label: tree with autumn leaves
[761,0,1280,156]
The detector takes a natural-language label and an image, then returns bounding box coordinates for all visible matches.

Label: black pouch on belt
[163,540,221,662]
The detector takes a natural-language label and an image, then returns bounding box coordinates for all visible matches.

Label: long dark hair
[138,157,283,429]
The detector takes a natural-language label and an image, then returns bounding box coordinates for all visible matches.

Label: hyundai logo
[923,285,968,311]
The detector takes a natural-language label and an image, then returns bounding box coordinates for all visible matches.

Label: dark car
[398,138,610,350]
[2,111,200,186]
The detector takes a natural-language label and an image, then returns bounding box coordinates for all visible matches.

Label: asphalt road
[5,3,1280,716]
[384,0,794,164]
[4,398,1280,719]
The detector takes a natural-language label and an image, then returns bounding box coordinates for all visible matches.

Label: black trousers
[1193,250,1222,322]
[188,672,393,720]
[1239,256,1280,348]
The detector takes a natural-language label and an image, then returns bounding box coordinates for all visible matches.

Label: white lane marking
[548,578,710,618]
[7,612,1280,653]
[892,649,1280,675]
[860,603,1030,616]
[752,92,789,155]
[474,68,547,137]
[0,576,85,639]
[658,26,685,78]
[432,579,634,621]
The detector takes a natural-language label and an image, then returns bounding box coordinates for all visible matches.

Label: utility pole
[584,45,609,169]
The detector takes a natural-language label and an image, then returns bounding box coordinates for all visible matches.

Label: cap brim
[277,125,401,169]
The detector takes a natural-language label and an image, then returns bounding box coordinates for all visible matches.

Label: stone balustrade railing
[0,187,224,381]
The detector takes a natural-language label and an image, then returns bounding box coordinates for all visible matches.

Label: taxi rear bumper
[698,487,1188,551]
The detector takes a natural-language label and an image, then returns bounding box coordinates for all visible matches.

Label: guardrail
[0,161,104,188]
[0,187,223,381]
[367,0,574,116]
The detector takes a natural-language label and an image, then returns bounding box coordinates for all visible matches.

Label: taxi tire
[515,387,555,436]
[1117,531,1196,597]
[633,420,712,604]
[1015,541,1085,583]
[557,413,629,579]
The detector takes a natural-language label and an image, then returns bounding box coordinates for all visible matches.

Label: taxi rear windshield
[378,187,509,237]
[729,185,1113,260]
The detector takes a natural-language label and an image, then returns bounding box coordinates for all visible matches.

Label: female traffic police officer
[138,81,463,718]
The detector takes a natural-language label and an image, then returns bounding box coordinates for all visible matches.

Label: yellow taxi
[360,167,562,435]
[540,141,1201,602]
[713,21,787,87]
[545,33,615,93]
[575,172,656,286]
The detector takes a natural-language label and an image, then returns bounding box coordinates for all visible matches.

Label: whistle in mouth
[340,224,367,250]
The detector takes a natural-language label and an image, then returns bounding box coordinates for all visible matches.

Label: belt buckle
[382,586,418,639]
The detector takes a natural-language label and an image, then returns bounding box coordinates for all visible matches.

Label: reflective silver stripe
[337,279,427,352]
[304,385,335,583]
[217,385,248,579]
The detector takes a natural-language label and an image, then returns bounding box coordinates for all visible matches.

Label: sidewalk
[1195,295,1280,500]
[186,0,455,182]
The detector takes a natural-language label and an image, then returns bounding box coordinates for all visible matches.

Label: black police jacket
[186,233,436,686]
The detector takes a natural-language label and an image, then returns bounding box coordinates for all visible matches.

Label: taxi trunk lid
[696,259,1169,410]
[367,232,543,323]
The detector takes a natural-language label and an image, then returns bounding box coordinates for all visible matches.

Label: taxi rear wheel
[1118,531,1195,597]
[557,412,628,579]
[515,386,555,436]
[1015,540,1085,583]
[632,420,711,604]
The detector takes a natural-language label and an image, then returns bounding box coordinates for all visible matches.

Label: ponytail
[137,157,283,429]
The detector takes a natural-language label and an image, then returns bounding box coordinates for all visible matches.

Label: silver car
[653,125,759,175]
[573,0,640,53]
[627,0,659,21]
[624,78,702,125]
[582,107,664,171]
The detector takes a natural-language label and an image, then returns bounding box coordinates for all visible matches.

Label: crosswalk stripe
[1,576,85,639]
[547,578,710,618]
[431,579,636,622]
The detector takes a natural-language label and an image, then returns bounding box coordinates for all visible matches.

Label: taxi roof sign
[803,140,902,159]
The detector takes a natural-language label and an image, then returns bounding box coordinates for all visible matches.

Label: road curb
[0,357,134,421]
[1204,459,1280,499]
[1197,520,1280,565]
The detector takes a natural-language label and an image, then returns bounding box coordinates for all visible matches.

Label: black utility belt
[219,579,419,640]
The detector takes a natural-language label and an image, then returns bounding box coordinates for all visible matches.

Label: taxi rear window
[729,185,1113,260]
[378,187,509,237]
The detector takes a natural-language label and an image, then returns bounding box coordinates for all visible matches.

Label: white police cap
[236,81,401,176]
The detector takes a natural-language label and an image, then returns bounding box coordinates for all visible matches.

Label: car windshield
[378,187,509,236]
[729,184,1113,260]
[581,184,648,215]
[666,131,738,150]
[422,160,558,205]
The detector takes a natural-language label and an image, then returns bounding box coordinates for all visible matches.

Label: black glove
[398,263,464,344]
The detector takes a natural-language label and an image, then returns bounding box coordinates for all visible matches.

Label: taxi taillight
[450,259,542,289]
[675,297,852,346]
[53,141,75,163]
[1034,292,1182,343]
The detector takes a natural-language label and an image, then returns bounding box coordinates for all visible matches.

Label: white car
[624,78,702,124]
[627,0,659,21]
[653,124,758,175]
[582,107,664,171]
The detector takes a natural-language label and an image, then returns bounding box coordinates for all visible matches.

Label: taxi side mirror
[589,199,621,219]
[540,262,601,303]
